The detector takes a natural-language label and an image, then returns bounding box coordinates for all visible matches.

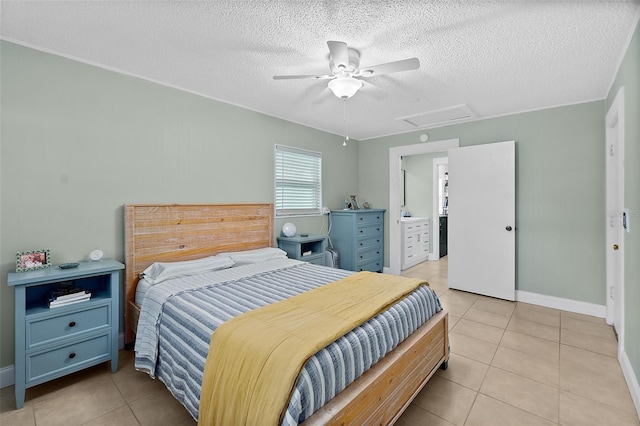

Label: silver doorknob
[506,226,513,231]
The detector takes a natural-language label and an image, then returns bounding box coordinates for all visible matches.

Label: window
[274,144,322,217]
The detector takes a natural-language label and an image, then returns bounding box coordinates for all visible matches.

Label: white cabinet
[401,218,430,270]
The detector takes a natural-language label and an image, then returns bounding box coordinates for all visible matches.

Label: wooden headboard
[124,203,274,344]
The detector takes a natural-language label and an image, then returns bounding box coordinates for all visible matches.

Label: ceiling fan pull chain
[343,99,349,146]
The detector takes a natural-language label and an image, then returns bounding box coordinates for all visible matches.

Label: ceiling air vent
[397,104,476,128]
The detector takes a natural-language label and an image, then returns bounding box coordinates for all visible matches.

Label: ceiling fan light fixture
[328,77,363,99]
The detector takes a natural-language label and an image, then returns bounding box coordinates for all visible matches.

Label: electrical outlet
[322,207,331,214]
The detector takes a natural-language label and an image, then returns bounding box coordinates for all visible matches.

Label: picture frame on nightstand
[15,249,51,272]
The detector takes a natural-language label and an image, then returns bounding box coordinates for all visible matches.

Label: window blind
[275,144,322,217]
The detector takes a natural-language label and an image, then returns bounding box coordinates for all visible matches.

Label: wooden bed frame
[124,203,449,425]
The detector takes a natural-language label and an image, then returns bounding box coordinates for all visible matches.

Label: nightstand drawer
[27,304,110,349]
[303,253,326,265]
[26,334,110,384]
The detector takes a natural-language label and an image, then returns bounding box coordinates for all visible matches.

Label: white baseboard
[516,290,606,318]
[1,333,127,390]
[0,364,14,388]
[620,350,640,419]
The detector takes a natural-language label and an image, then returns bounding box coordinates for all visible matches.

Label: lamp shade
[328,77,363,99]
[282,222,297,237]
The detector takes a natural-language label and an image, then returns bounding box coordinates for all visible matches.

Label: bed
[124,203,449,425]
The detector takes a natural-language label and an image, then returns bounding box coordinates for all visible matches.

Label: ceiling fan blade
[327,41,349,70]
[358,57,420,77]
[359,80,388,100]
[273,74,333,80]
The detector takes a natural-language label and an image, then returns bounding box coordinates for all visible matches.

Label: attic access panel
[398,104,476,128]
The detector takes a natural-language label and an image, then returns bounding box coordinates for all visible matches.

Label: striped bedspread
[134,260,442,424]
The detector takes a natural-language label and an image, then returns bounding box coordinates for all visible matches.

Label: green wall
[360,101,606,305]
[607,17,640,404]
[0,41,359,368]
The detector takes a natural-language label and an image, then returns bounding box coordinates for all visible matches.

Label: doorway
[388,139,459,275]
[432,158,449,260]
[605,86,625,353]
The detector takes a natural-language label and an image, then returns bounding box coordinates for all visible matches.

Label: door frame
[388,138,459,275]
[605,86,625,354]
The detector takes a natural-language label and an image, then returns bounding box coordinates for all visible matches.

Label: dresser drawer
[356,213,384,226]
[27,304,110,349]
[356,259,383,272]
[26,334,110,384]
[358,236,382,251]
[357,247,382,264]
[357,224,383,239]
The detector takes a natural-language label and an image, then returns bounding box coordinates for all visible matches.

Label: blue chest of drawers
[329,209,386,272]
[7,259,124,408]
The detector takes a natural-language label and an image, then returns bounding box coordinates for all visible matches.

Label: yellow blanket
[197,271,427,425]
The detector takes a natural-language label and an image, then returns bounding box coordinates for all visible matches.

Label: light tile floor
[1,256,638,425]
[397,256,639,426]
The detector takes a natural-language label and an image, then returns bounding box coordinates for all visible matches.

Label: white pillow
[141,255,234,285]
[218,247,288,265]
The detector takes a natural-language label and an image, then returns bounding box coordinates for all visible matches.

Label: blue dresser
[329,209,385,272]
[7,259,123,408]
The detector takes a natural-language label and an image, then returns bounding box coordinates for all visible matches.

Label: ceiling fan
[273,41,420,101]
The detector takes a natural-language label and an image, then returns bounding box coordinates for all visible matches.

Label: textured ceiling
[2,1,639,140]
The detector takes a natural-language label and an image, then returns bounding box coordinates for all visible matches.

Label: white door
[605,87,625,347]
[448,141,515,300]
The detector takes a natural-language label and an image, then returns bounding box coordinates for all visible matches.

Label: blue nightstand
[7,259,124,408]
[277,234,327,265]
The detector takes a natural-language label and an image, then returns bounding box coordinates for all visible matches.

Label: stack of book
[48,287,91,308]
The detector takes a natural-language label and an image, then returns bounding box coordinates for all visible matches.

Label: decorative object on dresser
[329,209,385,272]
[277,234,327,265]
[349,195,359,210]
[15,249,51,272]
[401,217,430,270]
[7,259,124,409]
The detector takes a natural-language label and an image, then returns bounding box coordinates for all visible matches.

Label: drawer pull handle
[360,230,363,233]
[69,321,76,328]
[69,352,76,359]
[360,255,363,259]
[360,243,363,246]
